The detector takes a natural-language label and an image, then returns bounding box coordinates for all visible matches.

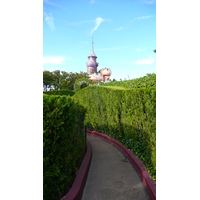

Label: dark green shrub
[43,89,75,96]
[74,78,92,93]
[43,94,86,200]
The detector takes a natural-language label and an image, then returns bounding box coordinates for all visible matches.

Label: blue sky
[43,0,156,80]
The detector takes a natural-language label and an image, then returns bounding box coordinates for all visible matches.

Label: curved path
[81,135,149,200]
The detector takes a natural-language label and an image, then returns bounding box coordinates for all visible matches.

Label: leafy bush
[43,94,86,200]
[43,89,75,96]
[74,78,92,93]
[105,73,156,89]
[73,86,156,180]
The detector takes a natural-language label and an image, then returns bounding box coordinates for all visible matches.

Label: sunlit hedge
[73,86,156,180]
[105,73,156,89]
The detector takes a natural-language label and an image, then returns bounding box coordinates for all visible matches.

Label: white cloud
[136,56,155,64]
[116,15,155,31]
[44,12,55,31]
[137,15,153,20]
[43,0,61,7]
[90,17,105,35]
[136,48,147,52]
[115,26,123,31]
[140,0,156,5]
[129,15,154,23]
[79,41,89,48]
[43,57,65,64]
[90,0,95,4]
[95,46,128,51]
[96,47,122,51]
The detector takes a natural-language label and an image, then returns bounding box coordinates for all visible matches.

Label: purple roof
[86,57,96,67]
[88,49,97,58]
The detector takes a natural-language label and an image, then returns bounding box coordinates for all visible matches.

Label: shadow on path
[82,135,149,200]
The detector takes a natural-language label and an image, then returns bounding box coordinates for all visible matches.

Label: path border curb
[61,141,92,200]
[87,130,156,200]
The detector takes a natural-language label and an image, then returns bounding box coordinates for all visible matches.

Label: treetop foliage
[43,70,89,91]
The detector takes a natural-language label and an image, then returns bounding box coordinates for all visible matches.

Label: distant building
[86,38,111,82]
[43,84,55,91]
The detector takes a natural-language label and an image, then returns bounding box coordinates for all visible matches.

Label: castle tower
[86,38,99,74]
[86,38,112,82]
[100,68,112,82]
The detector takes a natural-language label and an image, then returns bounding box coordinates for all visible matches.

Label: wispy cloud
[136,48,147,52]
[129,15,154,23]
[43,57,66,64]
[90,17,105,35]
[115,26,123,31]
[71,17,107,34]
[140,0,156,5]
[96,47,121,51]
[115,14,155,32]
[79,41,89,48]
[136,56,155,65]
[43,0,61,7]
[96,46,128,51]
[90,0,95,4]
[44,12,55,31]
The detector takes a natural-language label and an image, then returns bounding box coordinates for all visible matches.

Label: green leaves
[104,73,156,89]
[74,77,92,93]
[43,70,54,87]
[73,85,156,181]
[43,89,75,96]
[43,94,86,200]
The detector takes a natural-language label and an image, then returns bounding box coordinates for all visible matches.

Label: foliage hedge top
[73,85,156,181]
[43,89,75,96]
[74,78,92,93]
[43,94,86,200]
[106,73,156,89]
[100,86,131,90]
[74,85,130,96]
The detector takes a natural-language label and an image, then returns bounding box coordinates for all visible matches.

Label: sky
[43,0,156,81]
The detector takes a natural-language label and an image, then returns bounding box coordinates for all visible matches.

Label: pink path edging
[87,130,156,200]
[61,141,92,200]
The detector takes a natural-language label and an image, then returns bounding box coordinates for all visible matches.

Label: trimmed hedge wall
[73,86,156,180]
[43,89,75,96]
[43,94,86,200]
[105,73,156,89]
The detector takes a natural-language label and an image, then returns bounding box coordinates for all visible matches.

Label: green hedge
[74,78,92,93]
[105,73,156,89]
[43,89,75,96]
[73,86,156,180]
[43,94,86,200]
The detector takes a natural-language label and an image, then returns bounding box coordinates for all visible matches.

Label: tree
[74,77,92,92]
[43,71,54,89]
[52,70,61,90]
[153,49,156,53]
[59,71,90,91]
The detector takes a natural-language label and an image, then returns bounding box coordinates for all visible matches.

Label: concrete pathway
[81,135,149,200]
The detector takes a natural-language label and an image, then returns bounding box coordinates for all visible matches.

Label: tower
[86,37,99,74]
[86,38,112,82]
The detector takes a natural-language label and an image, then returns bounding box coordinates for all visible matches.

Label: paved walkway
[81,135,149,200]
